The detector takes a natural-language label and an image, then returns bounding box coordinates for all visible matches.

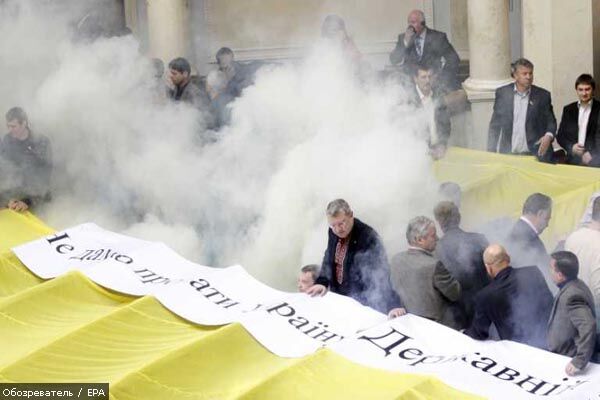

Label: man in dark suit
[390,216,462,329]
[465,244,553,349]
[410,64,451,159]
[389,10,460,91]
[547,251,597,375]
[307,199,406,318]
[506,193,553,287]
[434,201,490,328]
[488,58,557,162]
[557,74,600,167]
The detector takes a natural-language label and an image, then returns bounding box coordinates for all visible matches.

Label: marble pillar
[462,0,512,150]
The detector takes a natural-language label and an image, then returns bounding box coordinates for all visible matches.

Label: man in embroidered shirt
[488,58,557,162]
[307,199,406,318]
[557,74,600,166]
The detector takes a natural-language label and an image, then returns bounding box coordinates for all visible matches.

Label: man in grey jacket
[390,216,462,329]
[547,251,597,376]
[167,57,208,108]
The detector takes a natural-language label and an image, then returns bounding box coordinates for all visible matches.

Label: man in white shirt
[411,65,451,159]
[488,58,557,162]
[557,74,600,167]
[565,196,600,323]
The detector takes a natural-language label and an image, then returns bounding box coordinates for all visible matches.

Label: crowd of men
[299,194,600,376]
[1,7,600,376]
[4,8,600,211]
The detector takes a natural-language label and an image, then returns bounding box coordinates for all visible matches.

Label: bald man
[389,9,460,91]
[464,245,553,349]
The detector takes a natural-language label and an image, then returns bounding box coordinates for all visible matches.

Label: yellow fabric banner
[4,148,597,399]
[435,147,600,247]
[0,208,480,399]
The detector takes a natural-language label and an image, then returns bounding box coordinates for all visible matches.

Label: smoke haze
[1,0,440,290]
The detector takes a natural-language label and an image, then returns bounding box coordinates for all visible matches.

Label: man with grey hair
[389,215,462,329]
[389,9,460,91]
[488,58,557,162]
[307,199,406,318]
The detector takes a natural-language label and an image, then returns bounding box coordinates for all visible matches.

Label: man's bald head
[407,9,426,35]
[483,244,510,278]
[408,9,425,22]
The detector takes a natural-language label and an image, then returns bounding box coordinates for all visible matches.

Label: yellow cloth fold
[0,207,482,399]
[435,147,600,247]
[4,146,599,399]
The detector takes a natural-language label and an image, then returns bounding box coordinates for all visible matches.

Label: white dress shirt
[520,216,539,235]
[512,86,530,153]
[417,85,438,144]
[578,100,592,146]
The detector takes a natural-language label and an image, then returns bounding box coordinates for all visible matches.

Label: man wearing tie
[487,58,557,162]
[389,9,460,92]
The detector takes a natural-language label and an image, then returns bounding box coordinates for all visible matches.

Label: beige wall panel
[523,0,593,121]
[522,0,552,90]
[147,0,191,62]
[550,0,593,120]
[450,0,468,55]
[124,0,137,34]
[594,0,600,81]
[204,0,430,60]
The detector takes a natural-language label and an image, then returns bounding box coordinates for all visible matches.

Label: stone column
[146,0,190,64]
[462,0,512,150]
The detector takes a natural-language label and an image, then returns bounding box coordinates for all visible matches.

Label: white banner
[12,224,600,399]
[331,315,600,399]
[12,224,386,357]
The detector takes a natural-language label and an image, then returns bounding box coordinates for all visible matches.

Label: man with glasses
[307,199,406,318]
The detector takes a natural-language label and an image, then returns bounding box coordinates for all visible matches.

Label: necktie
[415,36,423,59]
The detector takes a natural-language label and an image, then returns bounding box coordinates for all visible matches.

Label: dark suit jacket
[435,227,490,328]
[488,83,557,160]
[390,248,462,329]
[547,279,597,370]
[556,99,600,167]
[505,218,552,286]
[389,28,460,90]
[409,86,451,147]
[465,266,554,349]
[316,218,403,313]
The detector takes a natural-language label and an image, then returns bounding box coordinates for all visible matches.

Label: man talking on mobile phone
[389,9,460,92]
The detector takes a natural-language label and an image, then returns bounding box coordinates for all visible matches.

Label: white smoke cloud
[1,0,440,291]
